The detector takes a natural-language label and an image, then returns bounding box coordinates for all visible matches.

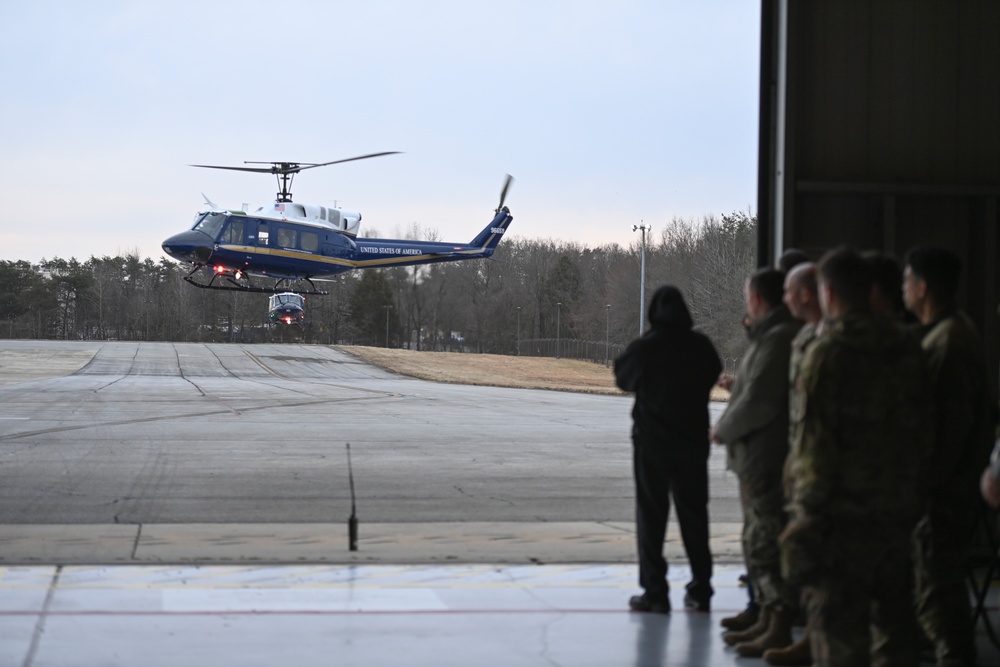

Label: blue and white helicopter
[268,292,307,325]
[162,153,514,322]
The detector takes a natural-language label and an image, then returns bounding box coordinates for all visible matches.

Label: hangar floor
[2,562,998,667]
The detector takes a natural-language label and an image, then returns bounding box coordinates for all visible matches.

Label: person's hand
[779,515,819,544]
[981,467,1000,509]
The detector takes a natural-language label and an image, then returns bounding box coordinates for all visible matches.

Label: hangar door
[757,0,1000,392]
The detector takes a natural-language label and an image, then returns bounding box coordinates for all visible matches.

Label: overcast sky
[0,1,760,263]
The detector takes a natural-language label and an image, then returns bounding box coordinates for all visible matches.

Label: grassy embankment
[337,346,730,401]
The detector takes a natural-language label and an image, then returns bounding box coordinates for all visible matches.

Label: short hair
[905,246,962,304]
[778,248,811,273]
[862,250,905,314]
[787,262,817,297]
[816,246,873,308]
[748,268,786,308]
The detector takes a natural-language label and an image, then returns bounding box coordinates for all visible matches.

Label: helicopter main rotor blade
[189,164,280,174]
[192,153,400,176]
[296,151,402,171]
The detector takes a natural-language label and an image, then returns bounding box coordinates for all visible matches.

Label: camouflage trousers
[797,520,922,667]
[738,476,794,612]
[913,509,977,666]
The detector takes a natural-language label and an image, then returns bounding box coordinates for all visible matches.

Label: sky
[0,1,760,264]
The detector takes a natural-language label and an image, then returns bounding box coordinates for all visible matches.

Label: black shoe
[629,593,671,614]
[684,581,712,612]
[683,591,711,612]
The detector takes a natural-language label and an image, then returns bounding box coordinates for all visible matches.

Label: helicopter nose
[162,230,214,263]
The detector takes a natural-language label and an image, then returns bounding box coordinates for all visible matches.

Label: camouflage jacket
[786,309,932,522]
[783,321,818,499]
[715,304,802,486]
[920,309,999,512]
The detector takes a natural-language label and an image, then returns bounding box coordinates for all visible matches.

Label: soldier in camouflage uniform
[712,268,802,657]
[903,246,998,666]
[783,247,933,667]
[755,262,821,667]
[784,263,821,423]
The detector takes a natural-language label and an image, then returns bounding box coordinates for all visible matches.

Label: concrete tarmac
[0,340,741,565]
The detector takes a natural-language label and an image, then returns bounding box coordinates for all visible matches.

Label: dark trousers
[913,509,977,666]
[633,435,713,599]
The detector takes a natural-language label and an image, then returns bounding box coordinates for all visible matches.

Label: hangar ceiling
[757,0,1000,391]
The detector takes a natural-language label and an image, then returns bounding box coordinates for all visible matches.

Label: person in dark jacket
[615,285,723,613]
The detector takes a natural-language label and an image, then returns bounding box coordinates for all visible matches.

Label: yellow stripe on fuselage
[215,244,484,271]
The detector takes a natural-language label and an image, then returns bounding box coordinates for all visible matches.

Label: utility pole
[556,302,562,359]
[633,222,649,336]
[605,304,611,367]
[516,305,521,356]
[384,305,390,348]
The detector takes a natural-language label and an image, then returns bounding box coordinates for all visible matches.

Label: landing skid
[183,272,329,296]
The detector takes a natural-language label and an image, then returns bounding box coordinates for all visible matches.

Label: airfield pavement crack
[22,566,62,667]
[0,394,397,442]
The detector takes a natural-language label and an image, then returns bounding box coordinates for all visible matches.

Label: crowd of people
[614,245,1000,667]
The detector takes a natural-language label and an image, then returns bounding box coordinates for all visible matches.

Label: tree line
[0,211,756,361]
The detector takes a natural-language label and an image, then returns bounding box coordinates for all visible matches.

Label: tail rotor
[496,174,514,213]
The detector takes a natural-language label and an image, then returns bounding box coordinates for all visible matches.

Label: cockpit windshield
[269,293,305,310]
[192,212,227,239]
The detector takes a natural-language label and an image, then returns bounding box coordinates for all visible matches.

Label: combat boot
[763,632,812,666]
[720,605,759,630]
[735,607,793,657]
[723,607,770,646]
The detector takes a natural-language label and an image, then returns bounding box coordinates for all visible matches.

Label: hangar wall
[758,0,1000,392]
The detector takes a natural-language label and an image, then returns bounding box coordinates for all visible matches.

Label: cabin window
[277,227,296,248]
[300,231,319,252]
[257,222,269,246]
[220,219,244,244]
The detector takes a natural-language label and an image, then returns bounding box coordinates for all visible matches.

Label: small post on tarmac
[347,443,358,551]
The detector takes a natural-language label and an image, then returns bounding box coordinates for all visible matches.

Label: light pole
[633,222,649,336]
[384,305,390,348]
[605,304,611,367]
[556,302,562,359]
[516,306,521,356]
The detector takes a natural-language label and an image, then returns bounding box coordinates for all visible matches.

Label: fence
[722,357,741,377]
[516,338,627,366]
[515,339,740,374]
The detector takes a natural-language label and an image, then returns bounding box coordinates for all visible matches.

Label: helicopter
[268,292,306,325]
[161,153,514,322]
